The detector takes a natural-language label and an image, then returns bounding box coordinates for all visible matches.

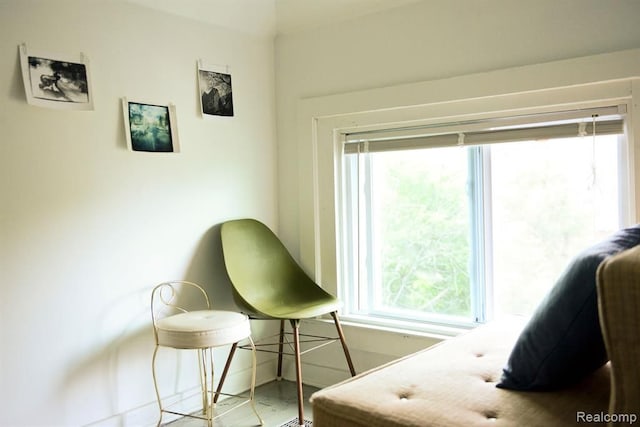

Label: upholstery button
[484,411,498,421]
[397,389,414,401]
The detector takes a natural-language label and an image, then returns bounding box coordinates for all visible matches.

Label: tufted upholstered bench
[311,245,640,427]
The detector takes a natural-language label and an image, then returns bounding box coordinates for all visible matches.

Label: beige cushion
[311,318,610,427]
[156,310,250,349]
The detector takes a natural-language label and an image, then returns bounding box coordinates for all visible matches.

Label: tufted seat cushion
[155,310,251,349]
[311,317,610,427]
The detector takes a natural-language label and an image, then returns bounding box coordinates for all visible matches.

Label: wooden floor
[165,380,319,427]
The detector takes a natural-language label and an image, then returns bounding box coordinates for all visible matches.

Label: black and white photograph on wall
[19,44,93,110]
[198,61,234,117]
[121,98,180,153]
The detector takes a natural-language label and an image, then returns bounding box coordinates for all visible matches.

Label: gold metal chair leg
[290,319,305,427]
[248,336,264,425]
[197,348,215,426]
[207,347,215,427]
[198,349,208,416]
[331,311,356,376]
[151,345,163,427]
[212,339,263,425]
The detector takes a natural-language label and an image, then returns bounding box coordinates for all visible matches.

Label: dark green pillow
[497,225,640,391]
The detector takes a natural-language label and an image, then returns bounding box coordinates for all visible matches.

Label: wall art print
[19,44,93,110]
[197,60,234,117]
[121,98,180,153]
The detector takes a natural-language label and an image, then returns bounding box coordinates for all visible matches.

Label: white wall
[274,0,640,387]
[2,0,640,423]
[0,0,277,425]
[275,0,640,255]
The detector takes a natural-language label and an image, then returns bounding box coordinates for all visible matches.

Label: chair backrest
[220,219,328,316]
[150,281,210,339]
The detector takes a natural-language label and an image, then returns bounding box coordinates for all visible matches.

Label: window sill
[312,313,477,340]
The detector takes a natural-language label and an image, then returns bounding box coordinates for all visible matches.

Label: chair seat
[156,310,250,349]
[249,298,341,319]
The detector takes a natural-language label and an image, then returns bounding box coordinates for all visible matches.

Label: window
[339,106,627,329]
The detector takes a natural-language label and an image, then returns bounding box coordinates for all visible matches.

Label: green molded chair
[220,218,356,427]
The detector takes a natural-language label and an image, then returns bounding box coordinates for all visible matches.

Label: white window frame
[342,114,626,329]
[296,49,640,336]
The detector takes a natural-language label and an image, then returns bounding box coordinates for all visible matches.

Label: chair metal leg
[207,348,215,427]
[248,336,264,425]
[153,346,216,427]
[277,319,285,380]
[198,349,208,416]
[213,342,238,404]
[212,339,263,425]
[331,311,356,376]
[151,345,163,427]
[290,319,305,427]
[198,348,215,426]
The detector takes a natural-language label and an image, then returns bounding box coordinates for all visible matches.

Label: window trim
[342,128,626,328]
[297,50,640,335]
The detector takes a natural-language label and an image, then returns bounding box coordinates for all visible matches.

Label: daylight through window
[339,106,627,329]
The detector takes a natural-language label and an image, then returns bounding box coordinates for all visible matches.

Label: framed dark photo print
[121,98,180,153]
[198,61,234,117]
[19,44,93,110]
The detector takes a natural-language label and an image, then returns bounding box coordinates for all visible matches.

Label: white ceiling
[275,0,422,35]
[127,0,422,36]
